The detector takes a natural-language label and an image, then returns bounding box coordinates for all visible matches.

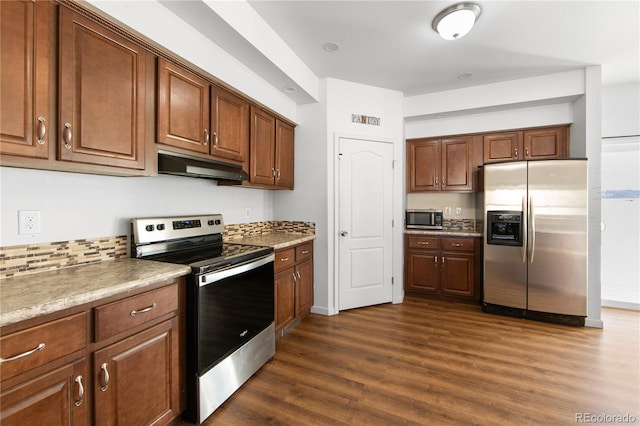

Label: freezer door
[527,160,588,316]
[483,162,527,309]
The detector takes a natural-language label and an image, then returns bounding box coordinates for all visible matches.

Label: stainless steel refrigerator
[482,159,588,325]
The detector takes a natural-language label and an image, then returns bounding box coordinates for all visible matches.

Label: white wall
[600,82,640,310]
[0,167,273,247]
[275,78,404,316]
[403,68,604,327]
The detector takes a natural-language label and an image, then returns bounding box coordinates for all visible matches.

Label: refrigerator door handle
[521,196,527,263]
[529,196,536,264]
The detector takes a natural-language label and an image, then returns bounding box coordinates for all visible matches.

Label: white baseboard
[601,299,640,311]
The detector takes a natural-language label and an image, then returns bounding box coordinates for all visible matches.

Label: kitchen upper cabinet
[248,106,295,189]
[157,58,210,155]
[523,126,568,160]
[211,85,249,162]
[483,131,523,163]
[407,136,474,192]
[483,126,569,164]
[157,60,250,166]
[0,0,55,160]
[58,7,148,170]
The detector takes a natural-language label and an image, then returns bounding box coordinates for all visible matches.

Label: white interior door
[338,137,394,311]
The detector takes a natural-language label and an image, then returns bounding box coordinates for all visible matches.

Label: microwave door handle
[522,196,527,263]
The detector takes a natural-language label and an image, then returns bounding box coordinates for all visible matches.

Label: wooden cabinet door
[275,119,295,189]
[250,106,276,186]
[210,85,248,163]
[93,320,179,426]
[440,254,475,297]
[1,359,88,426]
[483,132,523,163]
[441,137,472,191]
[524,127,567,160]
[295,259,313,316]
[407,139,440,192]
[58,7,146,169]
[404,250,440,293]
[157,58,210,154]
[274,269,295,333]
[0,0,54,159]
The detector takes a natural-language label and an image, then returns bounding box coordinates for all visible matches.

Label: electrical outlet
[19,210,41,234]
[245,208,251,218]
[455,207,462,215]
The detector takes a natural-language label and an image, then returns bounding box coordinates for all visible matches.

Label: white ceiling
[162,1,639,105]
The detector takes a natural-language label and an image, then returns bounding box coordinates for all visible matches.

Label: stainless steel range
[129,214,275,425]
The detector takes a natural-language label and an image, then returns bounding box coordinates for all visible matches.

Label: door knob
[340,231,348,237]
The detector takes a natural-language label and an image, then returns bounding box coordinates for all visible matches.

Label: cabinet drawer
[407,236,440,250]
[95,284,178,342]
[440,237,475,253]
[0,312,86,382]
[295,242,313,262]
[274,248,296,272]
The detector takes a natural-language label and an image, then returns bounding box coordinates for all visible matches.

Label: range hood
[158,151,249,182]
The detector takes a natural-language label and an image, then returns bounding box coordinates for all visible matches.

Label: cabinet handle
[271,168,276,178]
[292,272,297,283]
[453,243,462,248]
[74,375,84,407]
[280,257,290,262]
[130,302,157,316]
[213,131,218,148]
[62,123,72,149]
[296,271,301,279]
[435,177,438,185]
[0,342,45,364]
[442,177,445,186]
[204,129,209,146]
[100,363,110,391]
[525,148,529,157]
[301,250,309,254]
[276,169,281,180]
[514,147,518,159]
[36,116,46,145]
[434,256,438,264]
[418,241,429,245]
[442,257,446,264]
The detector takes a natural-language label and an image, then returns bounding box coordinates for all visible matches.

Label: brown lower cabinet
[404,235,481,302]
[0,279,184,426]
[274,241,314,336]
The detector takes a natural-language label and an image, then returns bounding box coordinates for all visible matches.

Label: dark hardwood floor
[187,297,640,425]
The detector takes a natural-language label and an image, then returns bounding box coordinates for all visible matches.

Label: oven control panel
[131,214,224,244]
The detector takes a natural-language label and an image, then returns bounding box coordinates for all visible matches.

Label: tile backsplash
[0,221,316,279]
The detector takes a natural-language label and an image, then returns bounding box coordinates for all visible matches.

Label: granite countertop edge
[225,232,315,250]
[0,259,191,328]
[404,229,483,238]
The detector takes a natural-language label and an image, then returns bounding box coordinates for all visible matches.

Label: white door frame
[331,132,404,314]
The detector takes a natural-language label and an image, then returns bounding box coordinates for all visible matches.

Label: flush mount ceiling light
[322,42,340,53]
[432,2,481,40]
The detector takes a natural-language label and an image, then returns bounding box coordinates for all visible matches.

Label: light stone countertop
[0,259,191,328]
[226,232,315,250]
[405,229,482,238]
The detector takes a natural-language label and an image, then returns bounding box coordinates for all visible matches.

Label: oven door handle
[199,253,275,286]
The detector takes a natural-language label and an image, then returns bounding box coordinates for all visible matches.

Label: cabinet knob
[340,231,348,237]
[100,362,110,391]
[62,123,72,149]
[36,116,46,145]
[74,375,84,407]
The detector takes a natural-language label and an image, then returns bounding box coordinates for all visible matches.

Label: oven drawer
[295,242,313,262]
[407,236,440,250]
[274,247,296,272]
[440,237,475,253]
[94,284,178,342]
[0,312,86,382]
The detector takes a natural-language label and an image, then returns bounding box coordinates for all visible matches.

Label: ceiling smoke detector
[432,2,481,40]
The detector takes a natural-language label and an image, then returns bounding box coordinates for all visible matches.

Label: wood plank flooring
[188,297,640,425]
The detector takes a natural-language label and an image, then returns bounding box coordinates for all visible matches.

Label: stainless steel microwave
[405,209,443,230]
